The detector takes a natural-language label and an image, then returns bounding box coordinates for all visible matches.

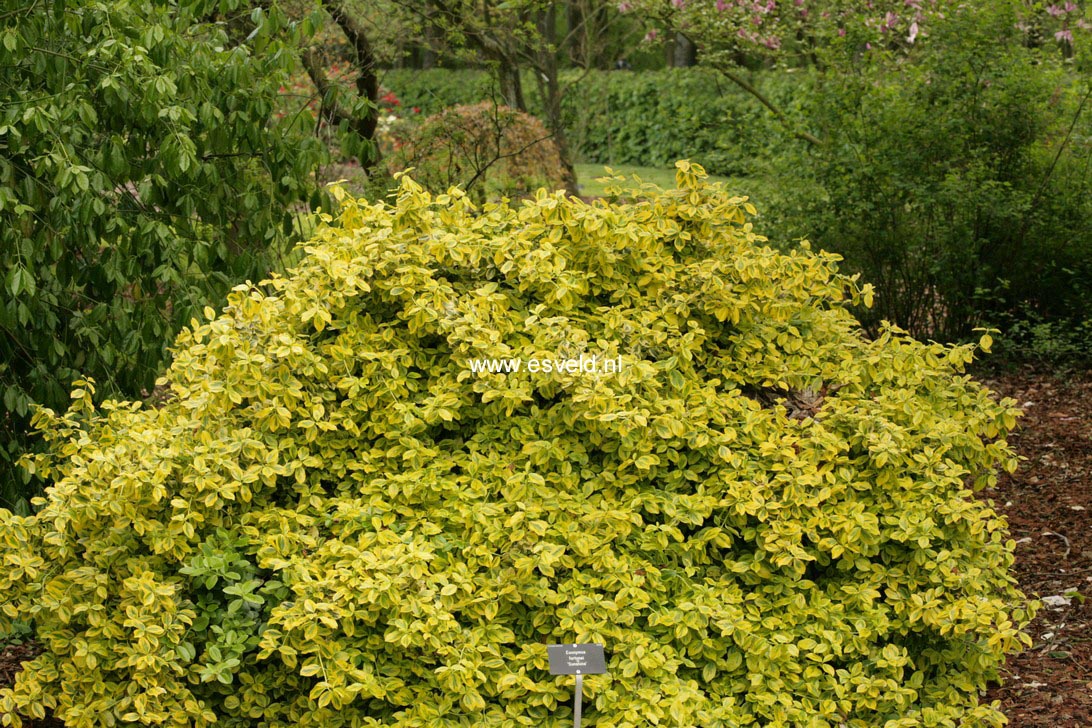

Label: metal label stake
[547,644,606,728]
[573,673,584,728]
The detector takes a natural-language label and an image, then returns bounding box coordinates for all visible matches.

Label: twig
[1042,530,1071,559]
[713,62,824,146]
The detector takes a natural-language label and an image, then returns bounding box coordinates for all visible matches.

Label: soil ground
[979,368,1092,727]
[1,368,1089,727]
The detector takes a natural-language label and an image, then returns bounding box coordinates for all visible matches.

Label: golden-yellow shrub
[0,163,1032,727]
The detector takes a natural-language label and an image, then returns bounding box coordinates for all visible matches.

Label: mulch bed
[979,368,1092,727]
[2,368,1089,726]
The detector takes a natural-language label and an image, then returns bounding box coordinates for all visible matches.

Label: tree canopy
[0,0,375,511]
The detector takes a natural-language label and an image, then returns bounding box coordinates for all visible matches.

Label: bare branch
[714,61,824,146]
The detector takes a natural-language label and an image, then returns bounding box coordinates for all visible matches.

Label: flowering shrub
[378,90,401,110]
[373,88,422,159]
[622,0,1090,63]
[387,102,568,202]
[0,163,1033,727]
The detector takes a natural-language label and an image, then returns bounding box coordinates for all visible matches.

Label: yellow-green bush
[387,102,567,203]
[0,163,1032,727]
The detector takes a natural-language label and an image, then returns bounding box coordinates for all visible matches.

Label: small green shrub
[387,102,568,202]
[0,163,1032,727]
[985,306,1092,370]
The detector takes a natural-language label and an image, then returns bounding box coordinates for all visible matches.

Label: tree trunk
[496,60,526,111]
[566,0,587,68]
[421,4,438,68]
[321,0,381,168]
[537,5,579,196]
[673,32,697,67]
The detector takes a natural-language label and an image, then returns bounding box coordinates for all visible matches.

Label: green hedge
[379,69,800,177]
[377,69,496,118]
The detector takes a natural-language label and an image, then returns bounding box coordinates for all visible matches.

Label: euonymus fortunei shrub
[0,163,1032,727]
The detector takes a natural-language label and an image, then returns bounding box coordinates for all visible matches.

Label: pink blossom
[1055,28,1073,43]
[1046,4,1064,17]
[838,27,846,36]
[716,0,729,10]
[1064,1,1077,12]
[886,11,898,26]
[1077,19,1092,30]
[907,20,919,43]
[671,0,686,8]
[763,35,782,49]
[617,1,632,11]
[794,0,803,5]
[644,28,659,41]
[865,41,872,49]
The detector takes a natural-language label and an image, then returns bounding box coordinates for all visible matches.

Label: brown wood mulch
[1,368,1089,727]
[979,368,1092,727]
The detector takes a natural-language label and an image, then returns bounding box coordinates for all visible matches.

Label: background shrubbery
[380,68,797,177]
[378,1,1092,352]
[754,3,1092,344]
[380,45,1091,351]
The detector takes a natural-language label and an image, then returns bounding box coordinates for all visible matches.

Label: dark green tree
[0,0,367,511]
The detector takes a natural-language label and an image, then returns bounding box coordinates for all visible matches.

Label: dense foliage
[1,165,1032,726]
[754,2,1092,342]
[387,103,568,202]
[0,0,355,512]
